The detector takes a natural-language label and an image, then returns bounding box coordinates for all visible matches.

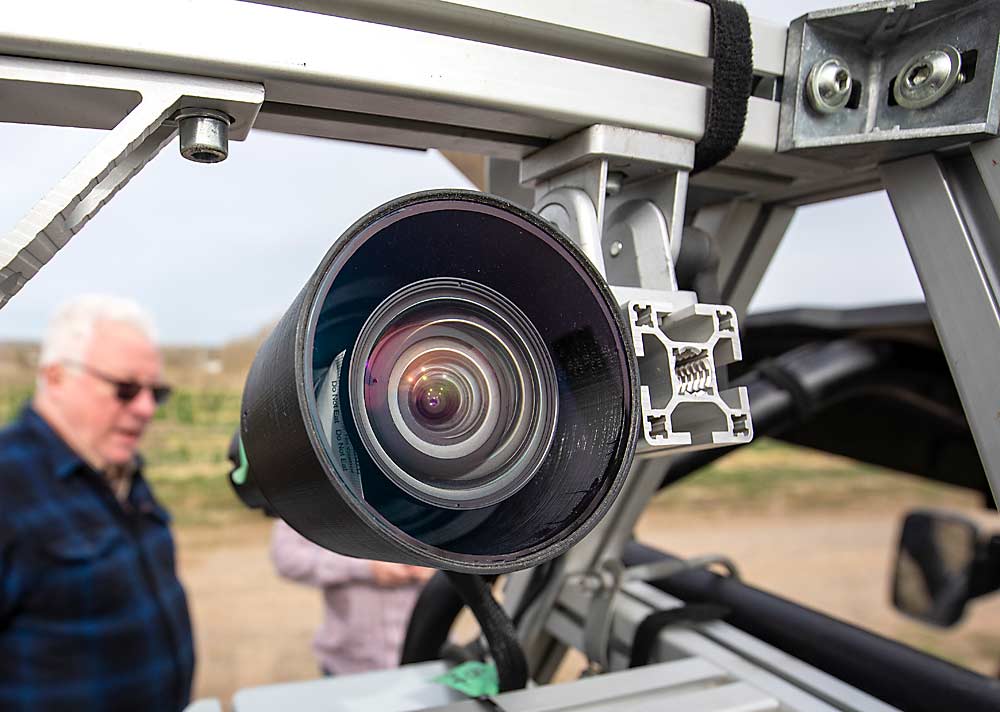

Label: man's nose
[129,387,158,420]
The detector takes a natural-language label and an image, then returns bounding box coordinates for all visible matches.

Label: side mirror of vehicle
[892,510,1000,627]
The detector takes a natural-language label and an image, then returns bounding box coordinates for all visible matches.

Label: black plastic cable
[444,571,529,693]
[693,0,754,174]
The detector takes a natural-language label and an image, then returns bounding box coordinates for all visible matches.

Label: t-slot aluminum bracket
[0,56,263,307]
[518,124,753,456]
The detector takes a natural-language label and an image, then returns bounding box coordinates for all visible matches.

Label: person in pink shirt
[270,518,433,675]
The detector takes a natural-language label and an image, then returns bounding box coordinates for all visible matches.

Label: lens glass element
[349,278,558,509]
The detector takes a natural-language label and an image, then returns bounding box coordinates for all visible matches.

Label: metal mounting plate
[779,0,1000,164]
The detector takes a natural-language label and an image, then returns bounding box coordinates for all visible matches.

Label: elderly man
[0,295,194,712]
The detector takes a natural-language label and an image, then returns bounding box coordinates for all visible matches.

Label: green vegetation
[144,389,247,526]
[1,386,33,423]
[153,389,241,427]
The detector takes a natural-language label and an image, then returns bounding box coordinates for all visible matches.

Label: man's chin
[101,444,140,469]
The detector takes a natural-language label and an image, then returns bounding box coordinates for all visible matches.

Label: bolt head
[605,171,625,197]
[806,57,853,114]
[176,109,232,164]
[894,45,962,110]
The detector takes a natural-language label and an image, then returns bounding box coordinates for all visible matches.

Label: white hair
[38,294,158,371]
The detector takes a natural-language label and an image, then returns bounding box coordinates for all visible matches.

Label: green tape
[433,661,499,698]
[231,436,249,486]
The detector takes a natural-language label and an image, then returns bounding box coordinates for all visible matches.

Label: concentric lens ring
[349,278,558,509]
[387,338,500,459]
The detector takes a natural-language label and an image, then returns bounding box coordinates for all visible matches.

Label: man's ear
[38,362,64,391]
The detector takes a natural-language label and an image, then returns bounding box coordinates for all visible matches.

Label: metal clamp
[521,124,694,288]
[574,554,739,672]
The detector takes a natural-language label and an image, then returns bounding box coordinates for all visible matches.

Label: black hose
[624,541,1000,712]
[659,339,888,490]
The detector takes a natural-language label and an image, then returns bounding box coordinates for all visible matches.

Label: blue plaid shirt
[0,407,194,711]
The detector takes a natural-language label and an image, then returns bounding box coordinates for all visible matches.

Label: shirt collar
[21,405,95,479]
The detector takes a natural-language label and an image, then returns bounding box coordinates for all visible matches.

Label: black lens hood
[241,190,638,573]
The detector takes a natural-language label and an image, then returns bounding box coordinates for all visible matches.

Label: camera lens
[242,190,638,573]
[350,279,559,509]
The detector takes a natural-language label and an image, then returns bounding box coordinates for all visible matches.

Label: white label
[316,351,364,495]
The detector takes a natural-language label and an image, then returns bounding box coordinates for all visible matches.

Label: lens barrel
[241,190,638,573]
[349,278,559,509]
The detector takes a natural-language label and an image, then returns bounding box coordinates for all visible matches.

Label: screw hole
[887,76,899,107]
[960,48,979,83]
[846,79,863,110]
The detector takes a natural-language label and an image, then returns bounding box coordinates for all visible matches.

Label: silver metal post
[881,143,1000,501]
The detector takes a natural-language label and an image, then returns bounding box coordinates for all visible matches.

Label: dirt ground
[178,493,1000,707]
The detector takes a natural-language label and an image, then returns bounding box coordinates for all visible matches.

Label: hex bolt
[605,171,626,196]
[894,45,962,110]
[806,57,853,114]
[175,108,232,164]
[609,240,624,258]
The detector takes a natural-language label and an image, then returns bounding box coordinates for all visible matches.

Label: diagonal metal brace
[0,56,263,308]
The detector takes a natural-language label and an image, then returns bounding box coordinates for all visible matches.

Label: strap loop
[693,0,754,174]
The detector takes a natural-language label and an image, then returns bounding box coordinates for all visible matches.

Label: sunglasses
[64,361,173,405]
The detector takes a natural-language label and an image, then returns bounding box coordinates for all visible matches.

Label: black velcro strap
[693,0,754,174]
[445,572,529,693]
[757,359,814,421]
[629,603,730,668]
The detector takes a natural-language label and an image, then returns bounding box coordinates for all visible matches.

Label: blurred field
[2,340,1000,705]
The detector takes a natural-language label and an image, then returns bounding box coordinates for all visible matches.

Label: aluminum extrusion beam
[881,145,1000,501]
[243,0,788,83]
[0,2,902,204]
[0,1,780,158]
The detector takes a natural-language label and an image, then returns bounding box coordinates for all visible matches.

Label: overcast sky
[0,0,923,346]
